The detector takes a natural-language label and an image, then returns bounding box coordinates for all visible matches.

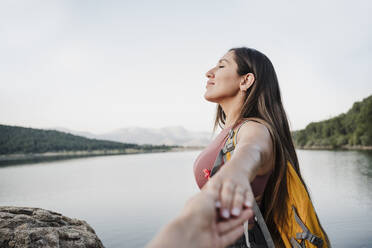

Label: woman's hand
[205,161,255,219]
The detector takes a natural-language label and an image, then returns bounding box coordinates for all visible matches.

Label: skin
[204,50,274,224]
[146,179,254,248]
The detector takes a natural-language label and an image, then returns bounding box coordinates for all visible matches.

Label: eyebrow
[218,58,229,63]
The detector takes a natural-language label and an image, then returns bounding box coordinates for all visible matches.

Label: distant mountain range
[5,95,369,156]
[51,126,214,147]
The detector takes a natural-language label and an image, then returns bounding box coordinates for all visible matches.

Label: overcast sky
[1,0,371,134]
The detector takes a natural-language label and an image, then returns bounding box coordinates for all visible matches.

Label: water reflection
[297,150,372,247]
[0,154,100,168]
[355,150,372,178]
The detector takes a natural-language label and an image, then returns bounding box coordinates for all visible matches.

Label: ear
[240,73,255,92]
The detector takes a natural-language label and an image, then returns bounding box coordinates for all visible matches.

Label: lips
[207,81,215,86]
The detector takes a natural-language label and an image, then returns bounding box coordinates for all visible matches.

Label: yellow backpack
[210,117,328,248]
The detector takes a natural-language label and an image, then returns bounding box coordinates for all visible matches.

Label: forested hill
[292,94,372,149]
[0,125,172,155]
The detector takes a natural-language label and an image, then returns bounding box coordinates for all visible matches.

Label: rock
[0,206,104,248]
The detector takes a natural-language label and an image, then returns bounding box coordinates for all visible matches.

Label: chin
[204,92,219,103]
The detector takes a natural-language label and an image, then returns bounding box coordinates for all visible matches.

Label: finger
[220,181,235,219]
[219,224,244,248]
[217,208,253,234]
[243,188,254,208]
[231,186,245,217]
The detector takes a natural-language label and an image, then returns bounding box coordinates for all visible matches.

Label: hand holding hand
[146,178,254,248]
[179,181,254,248]
[205,161,255,220]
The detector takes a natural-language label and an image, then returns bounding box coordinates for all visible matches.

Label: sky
[1,0,371,134]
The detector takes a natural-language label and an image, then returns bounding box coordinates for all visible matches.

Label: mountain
[292,94,372,149]
[0,124,172,155]
[48,127,99,140]
[52,126,214,147]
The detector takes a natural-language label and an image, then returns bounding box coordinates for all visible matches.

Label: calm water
[1,150,372,247]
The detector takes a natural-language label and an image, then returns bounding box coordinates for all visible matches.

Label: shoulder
[235,119,274,172]
[235,119,273,146]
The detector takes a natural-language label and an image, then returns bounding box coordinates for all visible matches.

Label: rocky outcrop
[0,206,104,248]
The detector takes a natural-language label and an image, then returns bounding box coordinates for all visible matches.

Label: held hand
[146,182,253,248]
[179,182,254,248]
[205,162,254,220]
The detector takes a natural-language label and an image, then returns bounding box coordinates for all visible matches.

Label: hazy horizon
[0,89,370,137]
[1,0,371,133]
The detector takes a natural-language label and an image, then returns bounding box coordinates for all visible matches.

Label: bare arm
[230,120,274,181]
[206,120,274,219]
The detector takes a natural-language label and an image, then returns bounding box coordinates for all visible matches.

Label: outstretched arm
[207,120,274,219]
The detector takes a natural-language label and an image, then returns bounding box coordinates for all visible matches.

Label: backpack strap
[210,149,225,177]
[252,199,275,248]
[292,206,324,248]
[290,238,304,248]
[211,128,235,177]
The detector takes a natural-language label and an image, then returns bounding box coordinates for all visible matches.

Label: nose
[205,68,214,79]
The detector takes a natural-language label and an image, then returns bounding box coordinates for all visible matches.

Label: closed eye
[218,66,224,68]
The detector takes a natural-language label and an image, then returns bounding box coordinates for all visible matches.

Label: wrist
[228,159,257,182]
[171,214,197,247]
[146,217,188,248]
[229,144,262,182]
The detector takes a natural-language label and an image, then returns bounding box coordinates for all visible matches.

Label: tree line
[0,125,173,154]
[292,95,372,149]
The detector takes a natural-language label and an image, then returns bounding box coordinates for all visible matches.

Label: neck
[220,94,244,129]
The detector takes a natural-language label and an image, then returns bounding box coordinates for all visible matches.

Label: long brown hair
[213,47,330,246]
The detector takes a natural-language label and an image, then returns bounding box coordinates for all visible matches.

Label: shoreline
[0,146,205,166]
[295,145,372,151]
[3,145,370,166]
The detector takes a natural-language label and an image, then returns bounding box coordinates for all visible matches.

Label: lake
[0,150,372,247]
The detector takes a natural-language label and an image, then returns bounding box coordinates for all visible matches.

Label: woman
[193,47,330,247]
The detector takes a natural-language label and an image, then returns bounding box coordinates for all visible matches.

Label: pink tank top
[193,121,272,207]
